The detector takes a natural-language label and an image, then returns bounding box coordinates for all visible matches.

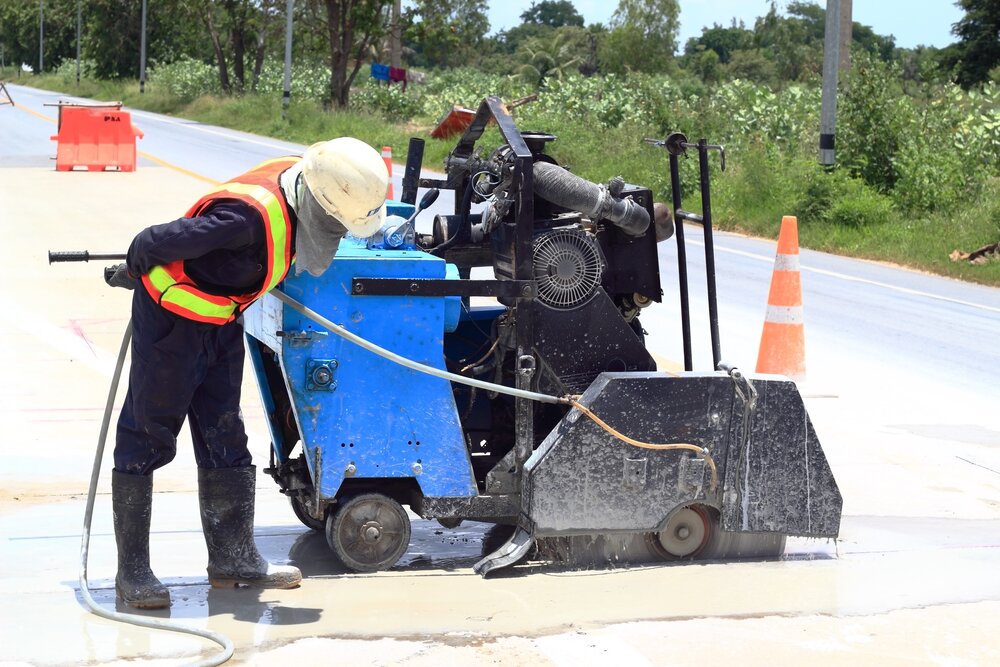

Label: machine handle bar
[48,251,127,263]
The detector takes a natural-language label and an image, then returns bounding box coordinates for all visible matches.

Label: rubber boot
[112,470,171,609]
[198,466,302,589]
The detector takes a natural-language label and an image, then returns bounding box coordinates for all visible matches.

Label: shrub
[149,57,221,99]
[54,58,97,83]
[827,180,894,228]
[350,79,423,121]
[838,53,912,192]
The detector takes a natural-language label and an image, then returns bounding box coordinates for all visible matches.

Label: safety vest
[141,157,297,325]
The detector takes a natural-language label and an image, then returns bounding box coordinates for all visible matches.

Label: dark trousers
[114,288,252,475]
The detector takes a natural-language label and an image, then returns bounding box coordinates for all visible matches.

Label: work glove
[105,263,138,290]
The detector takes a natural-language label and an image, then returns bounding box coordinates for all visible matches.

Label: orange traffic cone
[756,216,806,380]
[381,146,394,200]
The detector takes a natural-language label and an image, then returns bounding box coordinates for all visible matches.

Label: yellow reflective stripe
[261,192,288,290]
[161,288,236,320]
[147,266,236,321]
[146,265,177,295]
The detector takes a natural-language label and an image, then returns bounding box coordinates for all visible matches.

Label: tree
[517,26,583,87]
[725,48,777,85]
[520,1,583,28]
[683,21,752,65]
[752,2,821,83]
[0,0,79,73]
[83,0,205,79]
[403,0,489,68]
[951,0,1000,88]
[599,0,679,74]
[306,0,390,107]
[490,23,552,56]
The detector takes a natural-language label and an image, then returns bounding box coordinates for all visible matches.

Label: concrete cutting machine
[243,96,842,575]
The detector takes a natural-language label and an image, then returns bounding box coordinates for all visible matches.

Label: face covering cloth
[281,164,349,277]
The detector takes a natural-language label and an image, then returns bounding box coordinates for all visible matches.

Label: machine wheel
[648,505,712,559]
[326,493,411,573]
[289,495,325,532]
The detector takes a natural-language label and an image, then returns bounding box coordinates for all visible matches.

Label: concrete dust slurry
[1,156,999,664]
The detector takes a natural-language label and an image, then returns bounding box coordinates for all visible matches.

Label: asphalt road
[1,82,999,666]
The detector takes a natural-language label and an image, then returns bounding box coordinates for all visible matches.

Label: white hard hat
[301,137,388,238]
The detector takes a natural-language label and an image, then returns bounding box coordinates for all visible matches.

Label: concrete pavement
[1,98,999,666]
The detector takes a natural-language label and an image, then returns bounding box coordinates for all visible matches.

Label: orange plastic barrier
[756,216,806,380]
[50,105,144,172]
[381,145,394,200]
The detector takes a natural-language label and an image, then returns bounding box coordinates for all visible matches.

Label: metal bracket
[352,278,535,299]
[278,329,328,348]
[305,358,338,392]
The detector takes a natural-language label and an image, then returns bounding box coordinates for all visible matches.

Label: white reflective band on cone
[773,253,800,271]
[764,305,805,324]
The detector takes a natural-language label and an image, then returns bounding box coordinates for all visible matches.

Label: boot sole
[116,592,171,609]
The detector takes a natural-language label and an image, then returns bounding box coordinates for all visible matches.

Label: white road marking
[686,236,1000,314]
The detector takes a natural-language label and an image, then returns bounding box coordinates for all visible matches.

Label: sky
[478,0,965,50]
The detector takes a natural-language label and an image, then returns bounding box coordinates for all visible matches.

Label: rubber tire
[289,495,325,532]
[326,493,411,573]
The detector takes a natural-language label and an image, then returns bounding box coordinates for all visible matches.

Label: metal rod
[669,153,693,372]
[697,139,722,370]
[48,251,126,263]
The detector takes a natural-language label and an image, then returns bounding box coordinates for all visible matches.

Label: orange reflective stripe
[143,157,297,324]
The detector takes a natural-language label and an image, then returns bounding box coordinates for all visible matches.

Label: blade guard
[521,371,841,538]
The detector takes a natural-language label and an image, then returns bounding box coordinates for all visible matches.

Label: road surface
[1,83,998,666]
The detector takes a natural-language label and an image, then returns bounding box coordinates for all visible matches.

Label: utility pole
[839,0,852,72]
[390,0,401,69]
[76,0,81,86]
[819,0,841,166]
[38,0,44,74]
[282,0,294,119]
[139,0,148,93]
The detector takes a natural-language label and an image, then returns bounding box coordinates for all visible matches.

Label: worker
[104,138,389,609]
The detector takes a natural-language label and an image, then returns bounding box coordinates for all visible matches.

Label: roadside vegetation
[1,0,998,285]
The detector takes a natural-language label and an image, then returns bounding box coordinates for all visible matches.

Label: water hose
[272,290,717,486]
[79,320,234,667]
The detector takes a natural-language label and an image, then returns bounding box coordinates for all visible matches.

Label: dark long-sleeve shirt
[127,201,294,296]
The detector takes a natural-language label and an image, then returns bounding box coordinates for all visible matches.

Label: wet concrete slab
[2,124,999,664]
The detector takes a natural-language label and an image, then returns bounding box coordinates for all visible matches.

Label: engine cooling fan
[531,229,605,309]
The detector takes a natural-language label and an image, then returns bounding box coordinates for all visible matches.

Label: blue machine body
[244,202,476,502]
